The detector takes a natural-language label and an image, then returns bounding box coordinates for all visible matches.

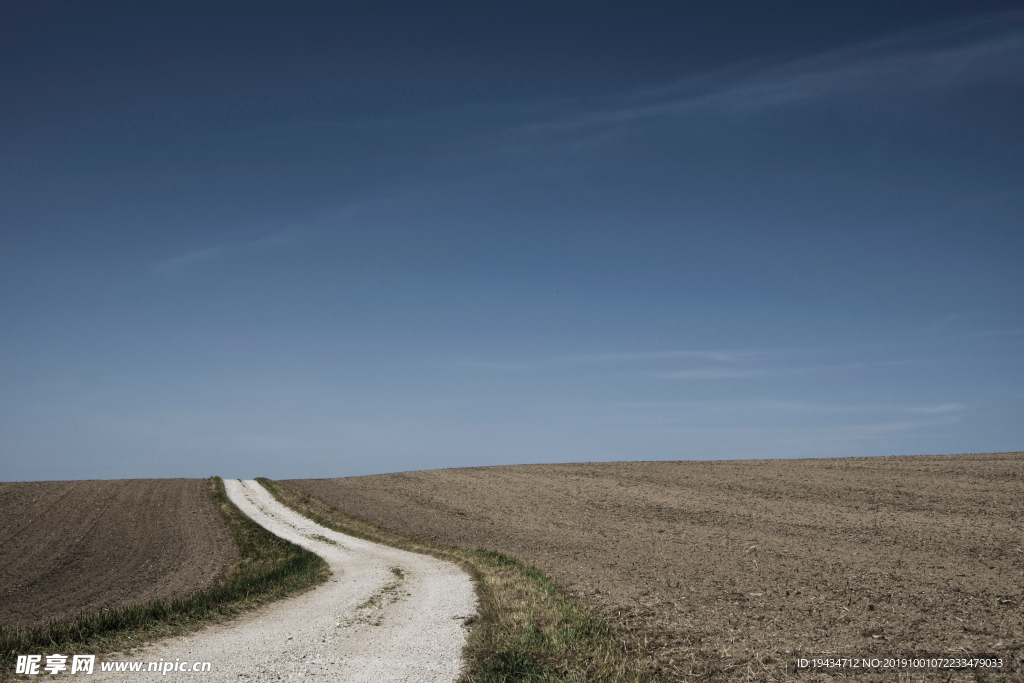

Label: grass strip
[255,477,663,683]
[0,477,327,678]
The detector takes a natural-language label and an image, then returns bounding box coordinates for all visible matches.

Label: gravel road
[90,479,477,682]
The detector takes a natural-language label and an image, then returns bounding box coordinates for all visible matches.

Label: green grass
[255,477,663,683]
[0,477,327,679]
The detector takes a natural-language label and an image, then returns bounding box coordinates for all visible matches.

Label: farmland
[0,479,236,630]
[286,453,1024,680]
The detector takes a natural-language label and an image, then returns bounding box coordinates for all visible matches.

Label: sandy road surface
[91,479,476,682]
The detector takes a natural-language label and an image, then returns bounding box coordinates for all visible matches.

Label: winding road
[91,479,477,682]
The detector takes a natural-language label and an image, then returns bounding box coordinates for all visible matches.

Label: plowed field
[286,453,1024,681]
[0,479,236,630]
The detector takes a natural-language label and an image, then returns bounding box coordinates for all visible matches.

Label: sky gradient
[2,2,1022,481]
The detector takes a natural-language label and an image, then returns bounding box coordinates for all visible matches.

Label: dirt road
[90,479,476,682]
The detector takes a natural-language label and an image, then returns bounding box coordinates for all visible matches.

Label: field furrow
[0,479,236,630]
[286,452,1024,681]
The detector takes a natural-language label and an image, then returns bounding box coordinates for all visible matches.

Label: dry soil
[286,453,1024,681]
[0,479,236,630]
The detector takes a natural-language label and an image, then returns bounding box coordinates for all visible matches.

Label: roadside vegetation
[0,477,327,679]
[256,477,662,683]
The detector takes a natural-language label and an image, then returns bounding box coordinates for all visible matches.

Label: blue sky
[2,2,1022,480]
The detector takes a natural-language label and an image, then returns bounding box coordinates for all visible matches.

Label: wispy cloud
[757,400,964,415]
[243,12,1024,171]
[449,359,552,372]
[565,349,773,364]
[653,360,909,380]
[156,245,228,272]
[967,328,1024,338]
[155,228,301,274]
[449,348,775,371]
[652,368,759,380]
[540,399,965,417]
[450,349,918,379]
[497,11,1024,144]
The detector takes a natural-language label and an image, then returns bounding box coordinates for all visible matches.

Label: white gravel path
[89,479,477,682]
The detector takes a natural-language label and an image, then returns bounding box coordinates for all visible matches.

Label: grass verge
[255,477,663,683]
[0,477,327,679]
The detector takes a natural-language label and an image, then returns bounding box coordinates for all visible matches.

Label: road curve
[91,479,477,682]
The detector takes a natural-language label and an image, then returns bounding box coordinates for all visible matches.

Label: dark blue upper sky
[2,1,1022,480]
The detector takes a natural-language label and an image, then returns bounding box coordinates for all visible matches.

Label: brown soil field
[286,453,1024,681]
[0,479,236,630]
